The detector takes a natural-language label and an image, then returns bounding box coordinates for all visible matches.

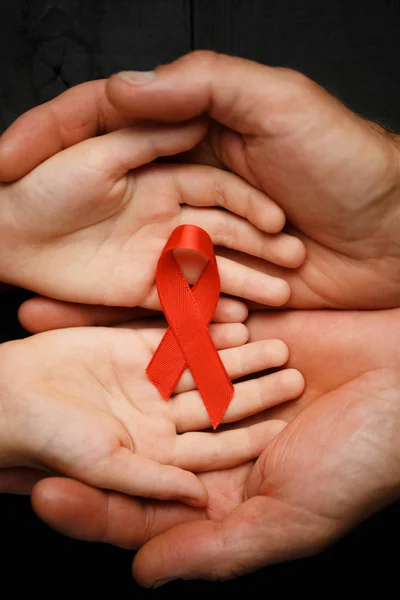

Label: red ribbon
[146,224,234,429]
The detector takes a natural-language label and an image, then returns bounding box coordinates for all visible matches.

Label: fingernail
[152,578,175,589]
[116,70,156,84]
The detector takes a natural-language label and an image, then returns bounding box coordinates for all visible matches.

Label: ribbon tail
[203,387,234,430]
[146,328,186,399]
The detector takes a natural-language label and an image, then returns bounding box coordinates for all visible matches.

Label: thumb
[0,80,130,183]
[132,495,331,588]
[106,50,323,137]
[9,121,207,237]
[74,447,208,509]
[24,120,207,184]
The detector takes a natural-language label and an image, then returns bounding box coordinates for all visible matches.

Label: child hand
[0,121,305,310]
[0,320,304,505]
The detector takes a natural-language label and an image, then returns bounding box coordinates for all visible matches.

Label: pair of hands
[0,56,306,509]
[1,51,400,586]
[0,55,306,504]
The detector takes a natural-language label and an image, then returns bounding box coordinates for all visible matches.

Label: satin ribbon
[146,224,234,429]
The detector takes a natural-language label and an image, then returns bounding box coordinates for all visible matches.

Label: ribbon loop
[146,224,234,429]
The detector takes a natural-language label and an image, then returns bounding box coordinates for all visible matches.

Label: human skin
[0,318,304,501]
[30,308,400,586]
[1,51,399,584]
[0,118,305,317]
[103,51,400,310]
[2,52,398,330]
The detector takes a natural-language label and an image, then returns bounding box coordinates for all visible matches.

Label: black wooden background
[1,0,400,594]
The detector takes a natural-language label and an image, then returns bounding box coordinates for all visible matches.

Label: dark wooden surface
[1,0,400,594]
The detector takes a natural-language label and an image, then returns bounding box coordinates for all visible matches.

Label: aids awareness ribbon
[146,224,234,429]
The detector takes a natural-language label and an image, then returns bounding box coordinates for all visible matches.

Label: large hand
[30,308,400,586]
[101,52,400,309]
[0,119,304,314]
[0,319,304,503]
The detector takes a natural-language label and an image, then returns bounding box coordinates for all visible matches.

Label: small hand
[0,117,304,315]
[0,319,304,505]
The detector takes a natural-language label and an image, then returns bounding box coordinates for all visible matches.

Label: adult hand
[30,307,400,585]
[103,51,400,310]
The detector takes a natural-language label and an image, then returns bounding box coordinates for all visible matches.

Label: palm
[174,308,400,530]
[244,309,400,541]
[211,307,400,525]
[0,125,303,310]
[194,101,400,309]
[0,320,303,503]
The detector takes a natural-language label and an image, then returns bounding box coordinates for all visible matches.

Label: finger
[172,163,286,234]
[217,255,290,306]
[212,296,248,323]
[0,80,131,182]
[173,165,305,265]
[170,420,287,472]
[132,495,321,587]
[135,252,290,309]
[31,477,201,548]
[18,297,159,333]
[134,322,249,352]
[83,447,207,507]
[175,338,289,394]
[18,295,248,334]
[32,477,325,585]
[22,121,207,187]
[174,369,305,433]
[180,210,305,271]
[215,247,339,310]
[107,51,315,136]
[207,323,249,349]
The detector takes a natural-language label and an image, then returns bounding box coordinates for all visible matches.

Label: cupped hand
[0,119,305,317]
[30,307,400,586]
[0,319,303,505]
[103,51,400,309]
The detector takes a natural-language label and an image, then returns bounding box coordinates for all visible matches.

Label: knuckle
[185,50,221,70]
[269,339,289,364]
[277,66,317,93]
